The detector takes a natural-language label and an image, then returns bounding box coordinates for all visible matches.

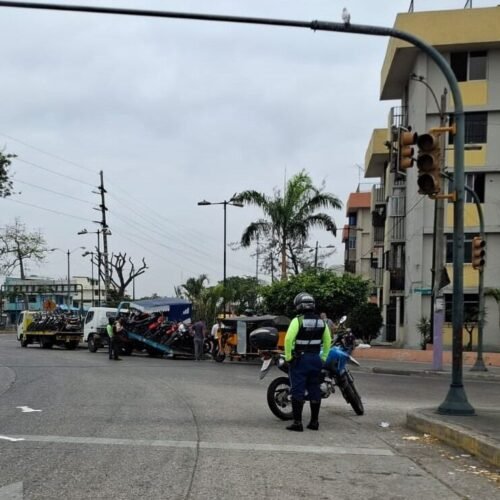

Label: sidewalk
[353,348,500,468]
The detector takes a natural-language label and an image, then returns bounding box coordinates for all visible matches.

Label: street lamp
[78,228,111,306]
[305,242,336,269]
[51,247,85,308]
[67,247,85,308]
[198,196,244,317]
[82,251,95,307]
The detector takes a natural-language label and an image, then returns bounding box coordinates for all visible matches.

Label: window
[450,51,487,82]
[348,213,357,226]
[348,236,356,250]
[445,294,478,323]
[446,233,475,263]
[85,311,94,324]
[447,173,485,203]
[449,112,487,145]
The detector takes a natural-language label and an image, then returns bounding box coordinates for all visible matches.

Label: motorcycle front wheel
[267,376,293,421]
[343,379,364,415]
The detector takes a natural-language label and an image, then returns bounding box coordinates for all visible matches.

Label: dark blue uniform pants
[289,352,322,401]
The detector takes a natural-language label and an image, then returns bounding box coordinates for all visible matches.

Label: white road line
[5,434,393,456]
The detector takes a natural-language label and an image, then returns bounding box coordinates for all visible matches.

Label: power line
[0,132,98,174]
[14,179,94,205]
[3,197,94,223]
[15,157,96,187]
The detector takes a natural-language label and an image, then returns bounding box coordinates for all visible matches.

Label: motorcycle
[252,319,364,421]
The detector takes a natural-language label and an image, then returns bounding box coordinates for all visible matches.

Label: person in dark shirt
[192,320,206,361]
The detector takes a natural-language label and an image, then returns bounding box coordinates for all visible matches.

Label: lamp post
[82,251,95,307]
[198,197,243,317]
[66,247,85,309]
[78,228,111,306]
[306,242,336,269]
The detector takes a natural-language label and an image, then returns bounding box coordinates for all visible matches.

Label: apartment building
[363,5,500,349]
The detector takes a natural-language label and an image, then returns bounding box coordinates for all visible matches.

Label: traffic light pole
[432,90,448,371]
[465,188,487,372]
[0,0,473,414]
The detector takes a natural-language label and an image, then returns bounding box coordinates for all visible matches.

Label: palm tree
[175,274,209,304]
[236,171,342,279]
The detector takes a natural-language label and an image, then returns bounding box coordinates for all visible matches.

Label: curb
[370,367,500,381]
[407,409,500,467]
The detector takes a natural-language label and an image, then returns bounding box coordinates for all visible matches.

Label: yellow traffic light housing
[416,132,441,196]
[398,129,417,170]
[472,236,486,270]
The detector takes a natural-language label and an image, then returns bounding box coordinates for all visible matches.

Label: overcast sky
[0,0,496,297]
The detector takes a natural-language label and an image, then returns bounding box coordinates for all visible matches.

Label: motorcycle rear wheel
[267,376,293,421]
[343,379,364,415]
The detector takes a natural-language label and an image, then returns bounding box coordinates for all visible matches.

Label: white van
[83,307,118,352]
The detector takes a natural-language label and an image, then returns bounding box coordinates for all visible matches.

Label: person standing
[111,317,123,361]
[320,312,335,336]
[284,293,331,432]
[210,318,222,356]
[192,319,206,361]
[106,317,115,360]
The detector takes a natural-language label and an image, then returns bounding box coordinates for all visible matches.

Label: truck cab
[83,307,118,352]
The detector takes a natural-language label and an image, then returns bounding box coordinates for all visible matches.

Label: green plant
[416,316,431,350]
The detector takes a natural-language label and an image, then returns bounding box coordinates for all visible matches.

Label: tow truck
[17,310,83,349]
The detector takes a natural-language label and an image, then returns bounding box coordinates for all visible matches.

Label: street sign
[414,287,432,295]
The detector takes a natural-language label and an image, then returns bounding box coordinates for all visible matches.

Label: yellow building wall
[442,325,477,348]
[446,147,487,168]
[446,203,481,227]
[446,263,479,288]
[448,81,488,109]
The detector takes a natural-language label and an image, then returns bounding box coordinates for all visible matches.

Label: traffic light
[416,132,441,196]
[472,236,486,270]
[398,129,417,170]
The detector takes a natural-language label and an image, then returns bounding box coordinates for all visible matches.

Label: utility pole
[255,235,259,281]
[314,240,319,270]
[432,89,448,371]
[97,171,110,305]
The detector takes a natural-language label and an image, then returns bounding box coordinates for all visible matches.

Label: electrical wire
[0,131,98,174]
[15,157,96,187]
[14,179,94,205]
[2,197,94,223]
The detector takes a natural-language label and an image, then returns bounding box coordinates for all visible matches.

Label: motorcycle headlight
[277,356,286,367]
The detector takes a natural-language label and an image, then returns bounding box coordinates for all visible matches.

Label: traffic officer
[284,292,331,431]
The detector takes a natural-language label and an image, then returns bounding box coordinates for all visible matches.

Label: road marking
[16,406,42,413]
[0,481,23,499]
[0,436,25,442]
[5,434,393,456]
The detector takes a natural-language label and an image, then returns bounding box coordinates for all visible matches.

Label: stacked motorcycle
[251,316,364,420]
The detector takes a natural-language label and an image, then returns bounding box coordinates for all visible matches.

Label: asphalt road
[0,333,499,500]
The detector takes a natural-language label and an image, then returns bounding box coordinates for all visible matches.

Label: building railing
[371,268,384,287]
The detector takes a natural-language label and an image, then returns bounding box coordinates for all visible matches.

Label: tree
[260,269,369,319]
[347,302,383,344]
[236,171,341,280]
[175,274,209,303]
[105,252,148,302]
[0,219,49,278]
[224,276,262,315]
[0,149,16,198]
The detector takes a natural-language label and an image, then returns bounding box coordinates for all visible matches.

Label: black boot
[307,401,321,430]
[286,399,304,432]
